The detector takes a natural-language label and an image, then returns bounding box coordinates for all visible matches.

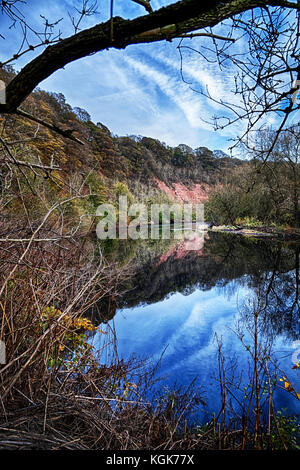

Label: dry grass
[0,233,299,450]
[0,228,208,450]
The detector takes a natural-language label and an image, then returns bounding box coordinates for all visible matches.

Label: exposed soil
[154,178,210,204]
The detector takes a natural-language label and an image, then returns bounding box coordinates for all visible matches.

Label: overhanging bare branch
[1,0,298,114]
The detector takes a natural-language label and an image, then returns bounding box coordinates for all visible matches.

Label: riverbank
[209,225,300,241]
[1,230,300,450]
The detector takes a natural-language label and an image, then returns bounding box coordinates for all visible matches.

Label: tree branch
[179,32,236,41]
[1,0,294,114]
[0,135,61,172]
[132,0,153,13]
[15,108,85,145]
[0,158,61,171]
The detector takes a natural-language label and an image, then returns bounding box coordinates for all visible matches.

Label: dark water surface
[92,231,300,422]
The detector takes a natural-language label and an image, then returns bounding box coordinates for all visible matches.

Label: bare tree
[254,125,300,226]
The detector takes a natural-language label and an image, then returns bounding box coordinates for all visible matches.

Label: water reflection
[92,232,300,421]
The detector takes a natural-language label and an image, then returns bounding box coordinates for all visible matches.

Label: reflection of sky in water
[92,279,300,421]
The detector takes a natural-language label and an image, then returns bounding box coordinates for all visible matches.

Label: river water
[92,231,300,423]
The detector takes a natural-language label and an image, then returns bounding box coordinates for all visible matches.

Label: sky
[0,0,297,153]
[93,281,299,418]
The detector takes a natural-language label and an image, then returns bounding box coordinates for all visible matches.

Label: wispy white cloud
[124,55,208,129]
[0,0,250,152]
[153,50,246,133]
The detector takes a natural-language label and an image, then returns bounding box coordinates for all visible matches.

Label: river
[91,230,300,424]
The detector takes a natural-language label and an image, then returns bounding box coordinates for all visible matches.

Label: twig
[15,109,85,145]
[179,33,235,42]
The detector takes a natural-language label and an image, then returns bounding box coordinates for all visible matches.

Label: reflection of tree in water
[97,232,300,341]
[249,246,300,341]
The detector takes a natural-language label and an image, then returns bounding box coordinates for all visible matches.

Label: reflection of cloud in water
[136,287,250,385]
[96,284,251,386]
[92,233,300,418]
[92,279,299,417]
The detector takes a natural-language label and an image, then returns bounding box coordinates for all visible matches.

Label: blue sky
[0,0,296,153]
